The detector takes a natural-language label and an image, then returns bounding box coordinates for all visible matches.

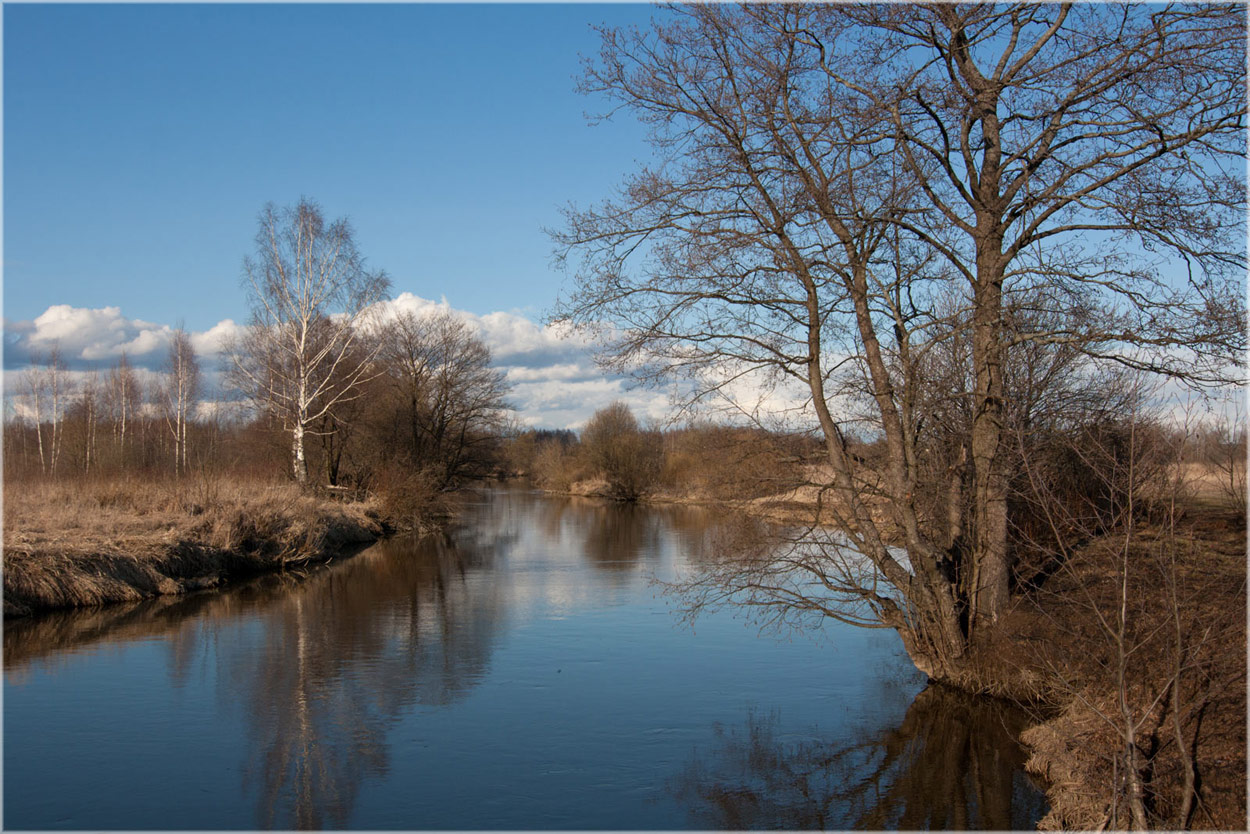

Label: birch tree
[78,370,101,477]
[105,351,143,470]
[163,328,200,477]
[21,353,50,476]
[229,199,391,486]
[21,348,73,477]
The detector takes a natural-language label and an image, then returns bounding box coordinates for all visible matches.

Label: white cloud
[4,296,786,430]
[190,319,243,356]
[509,379,674,430]
[504,362,597,383]
[23,304,170,363]
[7,304,242,368]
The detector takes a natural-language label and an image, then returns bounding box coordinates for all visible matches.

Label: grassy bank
[3,477,395,617]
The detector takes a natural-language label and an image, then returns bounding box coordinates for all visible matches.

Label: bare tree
[376,309,511,490]
[20,347,73,477]
[228,199,391,486]
[76,370,102,477]
[163,328,200,477]
[1200,393,1246,512]
[105,351,143,471]
[21,353,50,476]
[580,402,661,501]
[554,4,1245,680]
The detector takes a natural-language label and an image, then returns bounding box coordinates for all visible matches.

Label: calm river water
[4,486,1046,830]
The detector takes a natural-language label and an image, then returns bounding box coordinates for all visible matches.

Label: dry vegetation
[509,411,821,509]
[1015,505,1245,830]
[3,476,389,617]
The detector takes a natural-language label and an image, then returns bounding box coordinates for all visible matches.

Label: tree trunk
[181,412,189,476]
[968,245,1011,636]
[32,392,46,476]
[884,601,968,683]
[292,421,308,485]
[118,392,128,471]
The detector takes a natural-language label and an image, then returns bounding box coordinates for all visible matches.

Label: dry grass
[3,476,386,617]
[1173,460,1246,510]
[1010,508,1246,830]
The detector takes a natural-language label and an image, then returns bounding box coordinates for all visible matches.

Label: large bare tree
[553,4,1245,680]
[229,199,391,486]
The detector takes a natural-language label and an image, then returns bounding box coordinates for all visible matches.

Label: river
[4,485,1046,829]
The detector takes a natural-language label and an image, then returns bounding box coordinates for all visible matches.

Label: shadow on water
[671,683,1047,830]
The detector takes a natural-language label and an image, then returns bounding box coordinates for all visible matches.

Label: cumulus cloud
[3,304,241,372]
[3,297,675,429]
[510,380,673,430]
[505,363,598,384]
[191,319,244,357]
[19,305,173,364]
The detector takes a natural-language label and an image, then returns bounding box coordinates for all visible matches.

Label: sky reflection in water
[4,487,1045,830]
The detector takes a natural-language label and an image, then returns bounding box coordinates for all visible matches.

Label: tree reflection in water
[7,490,1040,831]
[580,502,661,573]
[671,684,1047,830]
[218,528,510,829]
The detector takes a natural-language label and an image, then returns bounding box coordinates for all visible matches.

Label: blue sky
[4,3,675,427]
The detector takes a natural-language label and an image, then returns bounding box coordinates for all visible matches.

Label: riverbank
[547,474,899,539]
[1014,506,1246,830]
[3,477,404,618]
[538,477,1246,830]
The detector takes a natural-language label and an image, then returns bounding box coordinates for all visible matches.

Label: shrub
[581,403,661,501]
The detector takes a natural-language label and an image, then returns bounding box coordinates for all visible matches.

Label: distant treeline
[502,403,825,502]
[4,308,512,522]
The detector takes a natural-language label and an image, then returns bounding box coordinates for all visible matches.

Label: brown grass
[3,476,387,617]
[1010,508,1246,830]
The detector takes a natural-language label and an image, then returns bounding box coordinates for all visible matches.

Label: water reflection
[4,488,1043,830]
[580,502,661,572]
[6,519,516,829]
[671,684,1047,830]
[223,532,508,828]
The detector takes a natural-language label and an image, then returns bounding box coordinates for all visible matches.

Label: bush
[659,425,807,500]
[581,403,661,501]
[531,441,587,492]
[372,465,446,527]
